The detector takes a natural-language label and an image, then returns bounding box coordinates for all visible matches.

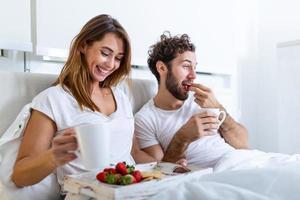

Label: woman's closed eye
[115,56,123,62]
[100,50,110,57]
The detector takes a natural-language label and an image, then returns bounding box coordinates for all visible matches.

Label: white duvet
[2,104,300,200]
[150,149,300,200]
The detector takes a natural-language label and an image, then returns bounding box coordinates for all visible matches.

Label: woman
[11,14,154,188]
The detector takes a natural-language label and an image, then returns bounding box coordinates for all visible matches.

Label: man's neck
[153,89,184,110]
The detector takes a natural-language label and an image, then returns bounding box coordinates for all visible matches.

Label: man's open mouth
[182,80,192,91]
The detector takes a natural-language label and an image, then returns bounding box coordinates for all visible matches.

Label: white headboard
[0,71,157,136]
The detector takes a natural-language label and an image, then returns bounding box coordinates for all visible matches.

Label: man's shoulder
[134,99,155,118]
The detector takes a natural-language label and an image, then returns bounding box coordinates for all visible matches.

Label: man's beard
[166,71,189,101]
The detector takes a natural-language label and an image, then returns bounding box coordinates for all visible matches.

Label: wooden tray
[64,162,212,200]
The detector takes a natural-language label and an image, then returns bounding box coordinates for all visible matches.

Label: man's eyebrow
[181,59,197,65]
[181,59,192,63]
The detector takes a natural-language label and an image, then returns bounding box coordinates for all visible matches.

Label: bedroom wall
[257,0,300,153]
[3,1,300,153]
[238,0,300,152]
[0,0,239,118]
[232,0,259,150]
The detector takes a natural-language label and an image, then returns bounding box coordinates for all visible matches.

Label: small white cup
[200,108,226,131]
[75,123,110,170]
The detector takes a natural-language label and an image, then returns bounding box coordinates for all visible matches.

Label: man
[134,32,248,168]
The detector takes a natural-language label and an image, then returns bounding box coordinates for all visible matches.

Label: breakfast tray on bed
[64,162,212,200]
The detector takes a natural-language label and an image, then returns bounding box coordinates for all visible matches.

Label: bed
[1,71,300,200]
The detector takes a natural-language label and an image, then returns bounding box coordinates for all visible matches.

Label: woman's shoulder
[32,85,71,103]
[36,84,60,96]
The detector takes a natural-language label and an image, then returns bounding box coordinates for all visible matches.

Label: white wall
[0,0,32,51]
[35,0,237,73]
[233,0,260,149]
[8,1,300,152]
[1,0,239,119]
[238,0,300,152]
[277,44,300,153]
[1,0,239,76]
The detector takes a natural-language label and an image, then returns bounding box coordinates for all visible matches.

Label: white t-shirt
[134,95,234,168]
[31,85,135,185]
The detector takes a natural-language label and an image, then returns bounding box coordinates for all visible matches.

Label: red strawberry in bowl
[116,162,128,175]
[126,164,135,174]
[131,170,142,182]
[105,173,117,184]
[114,173,122,184]
[96,171,107,183]
[96,162,140,185]
[120,174,137,185]
[104,168,116,174]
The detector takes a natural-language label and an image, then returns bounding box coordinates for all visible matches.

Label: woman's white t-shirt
[31,85,135,185]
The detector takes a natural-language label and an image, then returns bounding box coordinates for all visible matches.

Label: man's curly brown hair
[147,32,195,83]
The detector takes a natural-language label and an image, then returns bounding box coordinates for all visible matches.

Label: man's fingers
[200,116,219,124]
[190,83,211,91]
[194,111,218,118]
[189,87,207,97]
[205,131,218,136]
[202,123,219,131]
[176,158,187,167]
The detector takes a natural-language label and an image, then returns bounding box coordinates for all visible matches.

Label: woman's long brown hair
[54,14,131,112]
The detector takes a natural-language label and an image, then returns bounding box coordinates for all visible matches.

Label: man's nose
[188,68,197,79]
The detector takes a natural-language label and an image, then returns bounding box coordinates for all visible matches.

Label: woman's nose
[105,57,115,70]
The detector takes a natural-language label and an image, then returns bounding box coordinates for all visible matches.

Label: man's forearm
[162,131,190,163]
[219,107,248,149]
[131,135,158,164]
[132,149,158,164]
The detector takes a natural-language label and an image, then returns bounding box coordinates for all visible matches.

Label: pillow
[0,104,61,200]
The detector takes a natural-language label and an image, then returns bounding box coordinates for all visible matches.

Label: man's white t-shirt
[31,85,135,186]
[135,95,234,168]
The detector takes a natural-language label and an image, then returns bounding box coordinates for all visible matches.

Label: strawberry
[116,162,128,175]
[114,173,122,184]
[126,164,135,174]
[105,173,117,184]
[120,174,137,185]
[104,168,116,174]
[131,170,142,182]
[96,171,107,183]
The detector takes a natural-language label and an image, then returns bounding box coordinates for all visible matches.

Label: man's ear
[156,61,168,75]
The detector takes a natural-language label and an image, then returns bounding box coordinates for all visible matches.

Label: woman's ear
[79,42,87,54]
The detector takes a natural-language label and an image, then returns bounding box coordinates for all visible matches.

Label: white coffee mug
[200,108,226,130]
[75,123,110,170]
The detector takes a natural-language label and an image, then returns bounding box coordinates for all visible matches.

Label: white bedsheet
[150,149,300,200]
